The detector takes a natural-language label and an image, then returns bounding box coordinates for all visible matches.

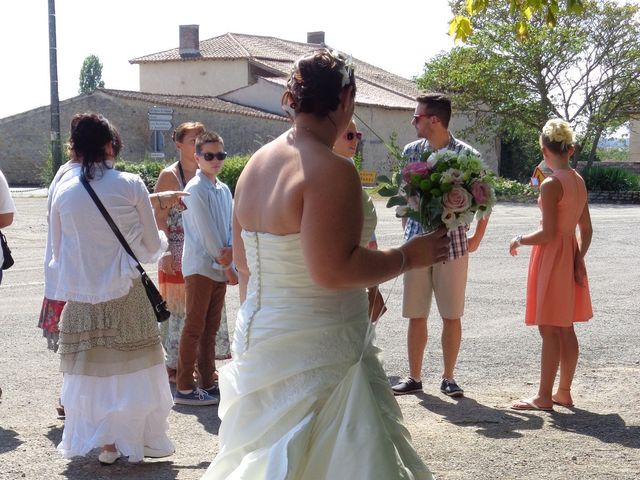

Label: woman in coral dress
[509,118,593,411]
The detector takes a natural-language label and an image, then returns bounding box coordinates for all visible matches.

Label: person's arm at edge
[232,209,249,303]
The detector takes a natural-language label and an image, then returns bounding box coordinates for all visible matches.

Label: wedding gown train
[203,231,433,480]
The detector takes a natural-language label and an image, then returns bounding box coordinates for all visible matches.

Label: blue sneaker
[203,384,220,396]
[174,387,219,406]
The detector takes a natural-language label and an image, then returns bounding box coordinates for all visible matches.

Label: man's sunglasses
[344,131,363,141]
[413,114,436,121]
[201,152,227,161]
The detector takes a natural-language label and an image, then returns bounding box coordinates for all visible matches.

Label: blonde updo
[541,118,575,154]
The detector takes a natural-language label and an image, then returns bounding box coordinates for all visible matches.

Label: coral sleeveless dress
[525,169,593,327]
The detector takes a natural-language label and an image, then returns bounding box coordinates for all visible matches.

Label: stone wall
[588,191,640,204]
[576,161,640,175]
[0,92,288,185]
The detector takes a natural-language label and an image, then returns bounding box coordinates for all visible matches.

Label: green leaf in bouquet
[430,172,441,182]
[419,179,432,191]
[378,184,399,196]
[376,174,392,184]
[441,182,453,193]
[386,195,408,208]
[393,172,403,186]
[431,188,442,197]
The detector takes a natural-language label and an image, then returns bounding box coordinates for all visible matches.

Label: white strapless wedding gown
[203,231,433,480]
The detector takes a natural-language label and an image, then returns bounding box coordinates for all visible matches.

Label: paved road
[1,194,638,479]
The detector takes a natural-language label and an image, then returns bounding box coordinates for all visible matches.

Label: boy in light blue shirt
[175,131,235,405]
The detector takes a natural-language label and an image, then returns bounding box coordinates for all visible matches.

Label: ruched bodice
[235,230,369,355]
[204,231,432,480]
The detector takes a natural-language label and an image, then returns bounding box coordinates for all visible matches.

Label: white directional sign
[148,114,173,121]
[149,121,173,131]
[148,107,174,115]
[149,152,166,159]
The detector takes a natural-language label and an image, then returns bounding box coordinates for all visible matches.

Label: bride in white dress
[203,49,449,480]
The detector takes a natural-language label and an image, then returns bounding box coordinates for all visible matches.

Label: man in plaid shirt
[392,93,490,398]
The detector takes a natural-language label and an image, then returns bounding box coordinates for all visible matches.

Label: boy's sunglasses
[201,152,227,161]
[344,131,363,141]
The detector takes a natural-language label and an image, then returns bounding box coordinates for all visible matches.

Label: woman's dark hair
[110,125,123,158]
[282,49,356,117]
[69,112,117,180]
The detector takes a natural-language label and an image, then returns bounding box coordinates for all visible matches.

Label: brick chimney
[307,31,325,45]
[179,25,200,57]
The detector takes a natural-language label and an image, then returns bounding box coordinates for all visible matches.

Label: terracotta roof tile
[130,32,417,109]
[98,88,288,122]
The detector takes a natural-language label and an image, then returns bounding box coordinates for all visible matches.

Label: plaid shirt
[403,135,481,260]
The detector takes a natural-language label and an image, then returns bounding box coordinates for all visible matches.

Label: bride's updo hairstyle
[69,112,118,180]
[282,49,356,117]
[540,118,575,155]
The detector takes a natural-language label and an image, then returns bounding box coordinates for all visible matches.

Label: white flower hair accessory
[542,118,575,148]
[330,49,354,87]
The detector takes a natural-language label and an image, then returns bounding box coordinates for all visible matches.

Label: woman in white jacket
[50,112,174,465]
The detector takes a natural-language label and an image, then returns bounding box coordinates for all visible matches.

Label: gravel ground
[0,194,638,479]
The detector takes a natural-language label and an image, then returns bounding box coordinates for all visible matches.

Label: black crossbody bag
[0,230,13,270]
[80,174,170,322]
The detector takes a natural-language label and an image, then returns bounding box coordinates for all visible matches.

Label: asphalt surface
[0,193,638,479]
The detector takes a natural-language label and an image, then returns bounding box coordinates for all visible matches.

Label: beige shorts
[402,254,469,320]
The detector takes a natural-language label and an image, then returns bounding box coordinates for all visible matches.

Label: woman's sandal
[56,405,66,420]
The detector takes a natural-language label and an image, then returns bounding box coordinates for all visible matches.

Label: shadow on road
[171,403,222,437]
[0,427,24,454]
[550,408,640,449]
[45,424,63,447]
[416,393,545,438]
[61,457,208,479]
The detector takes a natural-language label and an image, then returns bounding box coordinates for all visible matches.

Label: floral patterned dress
[159,197,231,369]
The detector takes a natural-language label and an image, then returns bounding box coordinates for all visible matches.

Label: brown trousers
[177,274,227,391]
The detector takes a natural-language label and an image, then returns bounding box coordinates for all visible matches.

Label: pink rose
[402,162,431,183]
[442,185,472,213]
[471,181,491,205]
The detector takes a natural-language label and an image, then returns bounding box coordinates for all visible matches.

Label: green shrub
[582,166,640,192]
[219,154,250,195]
[116,159,166,192]
[39,146,69,187]
[493,177,538,201]
[116,154,251,194]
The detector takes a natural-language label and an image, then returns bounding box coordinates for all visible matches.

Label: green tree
[449,0,585,42]
[420,0,640,175]
[79,54,105,94]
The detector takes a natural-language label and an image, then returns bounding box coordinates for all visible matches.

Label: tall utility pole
[48,0,62,172]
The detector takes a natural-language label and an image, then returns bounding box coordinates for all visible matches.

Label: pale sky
[0,0,456,119]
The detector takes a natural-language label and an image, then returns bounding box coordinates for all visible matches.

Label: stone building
[0,89,287,185]
[0,27,501,184]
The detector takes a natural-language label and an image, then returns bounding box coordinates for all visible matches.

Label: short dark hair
[195,131,224,154]
[416,92,452,128]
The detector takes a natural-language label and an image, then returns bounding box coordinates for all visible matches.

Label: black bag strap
[80,174,145,277]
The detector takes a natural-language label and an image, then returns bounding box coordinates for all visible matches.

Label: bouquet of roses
[380,150,496,232]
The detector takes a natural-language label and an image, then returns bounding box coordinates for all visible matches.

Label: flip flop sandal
[511,399,553,411]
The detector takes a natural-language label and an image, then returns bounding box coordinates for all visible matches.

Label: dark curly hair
[69,112,118,180]
[282,49,356,117]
